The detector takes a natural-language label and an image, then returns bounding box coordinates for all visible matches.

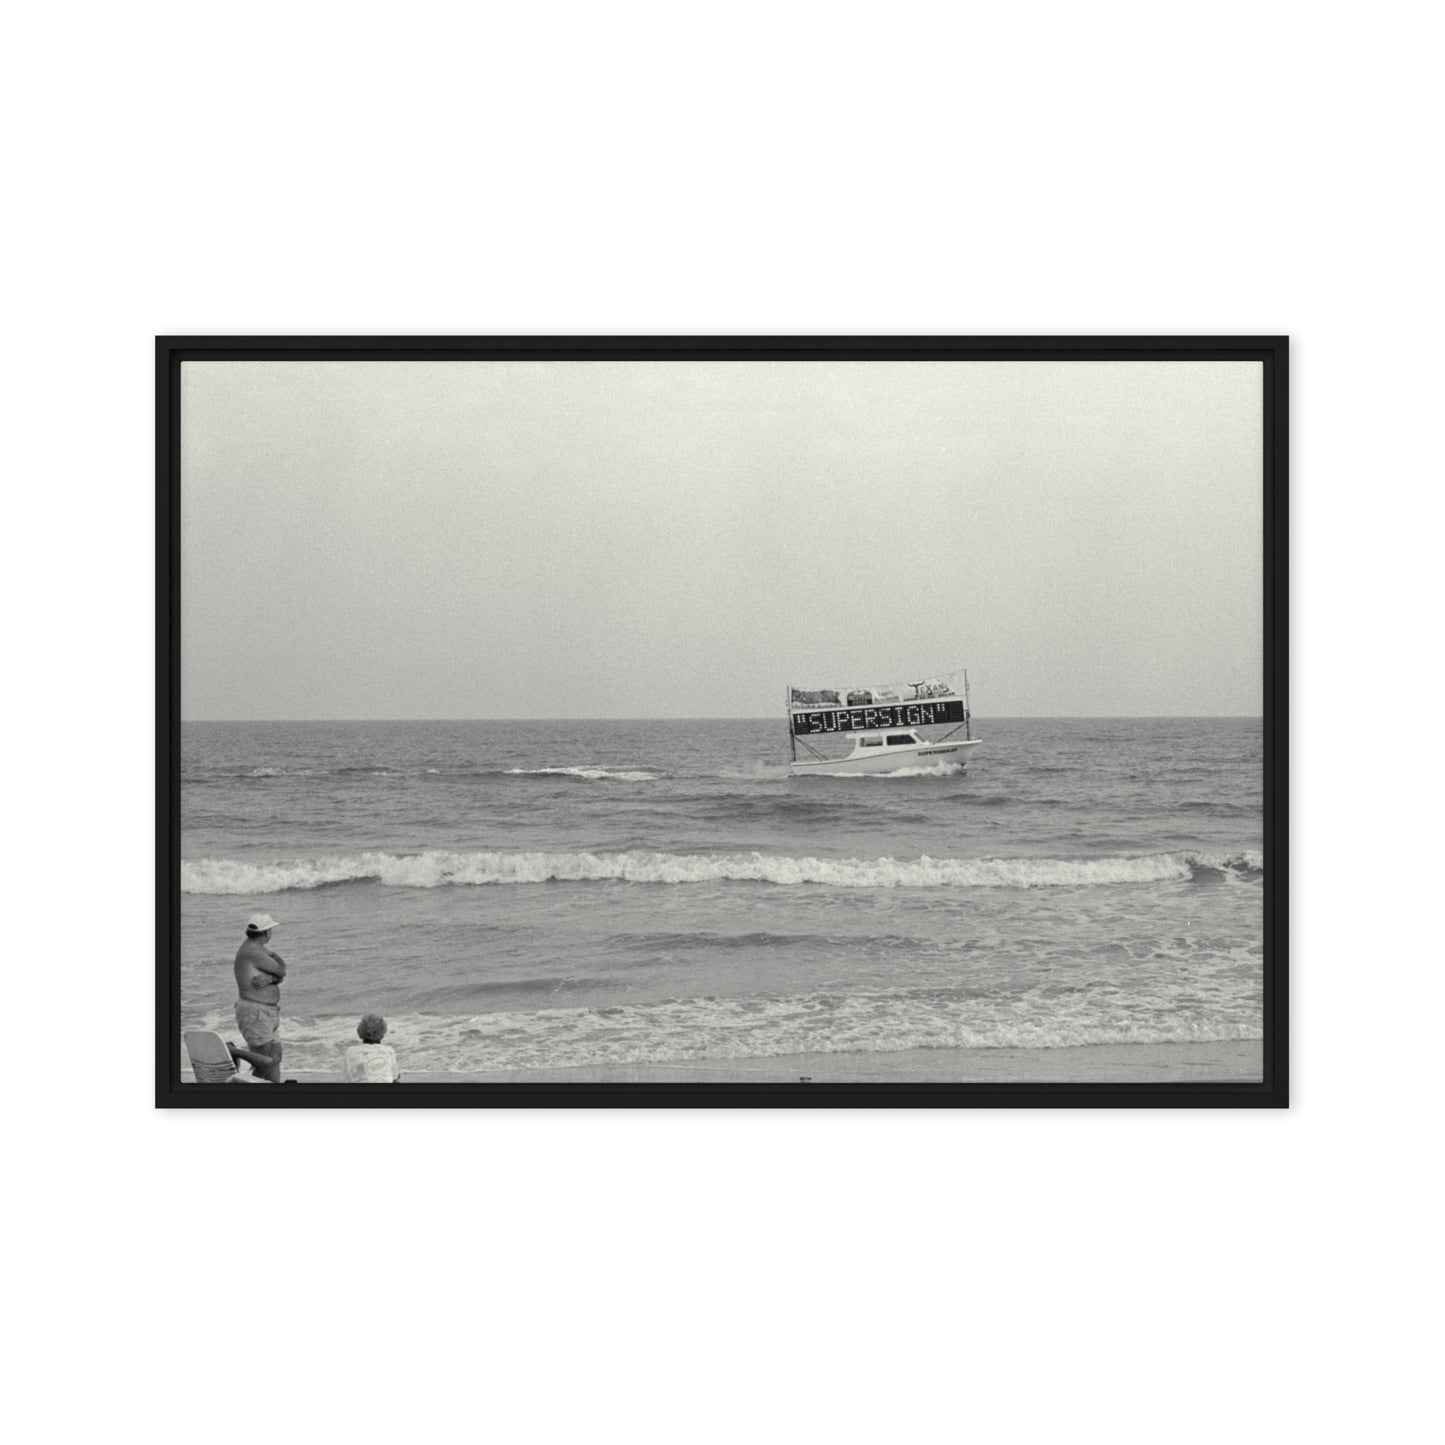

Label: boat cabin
[853,730,925,750]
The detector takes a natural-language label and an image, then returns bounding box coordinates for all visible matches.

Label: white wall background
[7,2,1437,1441]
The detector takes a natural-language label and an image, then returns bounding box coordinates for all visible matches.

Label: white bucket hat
[245,913,281,935]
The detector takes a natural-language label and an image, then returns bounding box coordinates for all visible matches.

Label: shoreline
[271,1039,1262,1086]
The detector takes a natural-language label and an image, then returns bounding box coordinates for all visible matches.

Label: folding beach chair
[184,1030,267,1083]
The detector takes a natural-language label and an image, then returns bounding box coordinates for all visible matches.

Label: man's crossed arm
[253,950,287,980]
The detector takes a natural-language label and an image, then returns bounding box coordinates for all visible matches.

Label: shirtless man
[234,913,286,1082]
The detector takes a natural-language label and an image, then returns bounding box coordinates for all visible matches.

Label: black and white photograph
[163,338,1282,1102]
[18,3,1445,1440]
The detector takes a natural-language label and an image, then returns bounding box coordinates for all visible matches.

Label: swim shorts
[235,1000,281,1048]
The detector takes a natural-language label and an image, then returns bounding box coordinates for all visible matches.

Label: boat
[786,672,982,775]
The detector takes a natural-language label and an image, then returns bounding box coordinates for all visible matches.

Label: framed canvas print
[157,336,1286,1107]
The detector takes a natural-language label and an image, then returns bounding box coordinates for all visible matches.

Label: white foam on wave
[185,978,1263,1075]
[716,760,794,781]
[1223,848,1265,872]
[503,766,659,782]
[180,847,1264,894]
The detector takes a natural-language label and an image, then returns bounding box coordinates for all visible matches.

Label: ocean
[179,717,1264,1078]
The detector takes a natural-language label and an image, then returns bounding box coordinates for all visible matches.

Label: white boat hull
[790,738,982,776]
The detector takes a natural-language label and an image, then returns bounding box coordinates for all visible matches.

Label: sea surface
[179,718,1264,1077]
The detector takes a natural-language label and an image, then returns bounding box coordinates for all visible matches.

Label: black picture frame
[158,335,1287,1108]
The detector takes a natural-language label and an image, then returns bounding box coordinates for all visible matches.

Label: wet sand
[276,1039,1262,1086]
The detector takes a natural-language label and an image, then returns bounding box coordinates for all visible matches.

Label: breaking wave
[181,848,1263,894]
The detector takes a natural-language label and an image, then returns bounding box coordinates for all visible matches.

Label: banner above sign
[789,677,956,711]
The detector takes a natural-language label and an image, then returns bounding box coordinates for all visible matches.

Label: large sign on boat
[790,698,968,735]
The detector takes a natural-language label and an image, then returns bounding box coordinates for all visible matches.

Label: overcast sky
[181,360,1262,719]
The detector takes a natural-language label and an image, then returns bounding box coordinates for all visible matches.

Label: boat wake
[797,761,966,779]
[502,766,658,782]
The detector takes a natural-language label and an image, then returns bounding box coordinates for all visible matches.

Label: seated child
[344,1013,401,1082]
